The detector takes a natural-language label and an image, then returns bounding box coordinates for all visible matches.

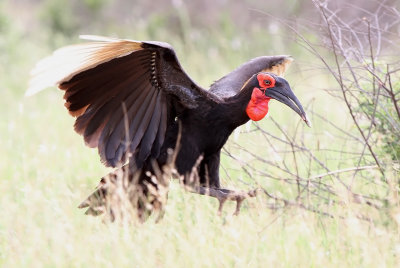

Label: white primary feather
[26,36,143,96]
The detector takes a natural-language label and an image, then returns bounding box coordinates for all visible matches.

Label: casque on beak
[264,76,311,127]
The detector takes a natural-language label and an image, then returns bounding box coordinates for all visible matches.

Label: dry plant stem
[352,85,381,183]
[309,111,362,143]
[310,165,379,180]
[228,120,384,208]
[245,2,398,221]
[262,187,373,221]
[224,142,337,196]
[386,65,400,121]
[185,186,258,216]
[366,20,376,96]
[350,20,381,182]
[261,187,337,219]
[318,4,384,175]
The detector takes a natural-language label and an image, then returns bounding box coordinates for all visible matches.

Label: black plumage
[28,36,308,218]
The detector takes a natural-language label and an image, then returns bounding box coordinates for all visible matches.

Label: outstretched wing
[28,36,219,168]
[209,55,293,98]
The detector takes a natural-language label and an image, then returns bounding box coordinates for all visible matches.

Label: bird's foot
[185,186,258,216]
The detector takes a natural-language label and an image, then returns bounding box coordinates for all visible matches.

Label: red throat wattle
[246,88,271,121]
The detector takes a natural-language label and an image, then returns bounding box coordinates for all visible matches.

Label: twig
[310,165,379,180]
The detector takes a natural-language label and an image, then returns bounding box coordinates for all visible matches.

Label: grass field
[1,1,400,267]
[1,101,399,268]
[1,96,399,267]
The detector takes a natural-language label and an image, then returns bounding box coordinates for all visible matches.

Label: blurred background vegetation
[1,0,400,267]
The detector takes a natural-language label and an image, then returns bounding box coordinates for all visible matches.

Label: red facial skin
[246,73,275,121]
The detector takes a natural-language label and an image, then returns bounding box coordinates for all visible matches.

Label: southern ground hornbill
[28,35,310,219]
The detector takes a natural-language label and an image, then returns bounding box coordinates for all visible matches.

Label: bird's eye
[257,73,275,89]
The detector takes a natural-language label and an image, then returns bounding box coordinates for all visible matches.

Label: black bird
[28,36,310,219]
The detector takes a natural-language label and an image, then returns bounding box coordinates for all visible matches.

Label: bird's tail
[78,165,169,222]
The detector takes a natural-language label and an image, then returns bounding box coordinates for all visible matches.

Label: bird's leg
[185,186,258,216]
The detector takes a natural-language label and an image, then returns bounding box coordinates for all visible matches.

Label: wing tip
[27,36,145,97]
[25,87,38,97]
[79,35,119,42]
[25,84,51,97]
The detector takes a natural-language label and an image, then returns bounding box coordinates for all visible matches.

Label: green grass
[1,2,400,267]
[0,102,399,267]
[1,50,399,268]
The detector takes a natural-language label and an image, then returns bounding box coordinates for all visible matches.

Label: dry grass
[1,68,399,267]
[1,1,400,266]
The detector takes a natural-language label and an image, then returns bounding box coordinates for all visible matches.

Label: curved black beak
[265,77,311,127]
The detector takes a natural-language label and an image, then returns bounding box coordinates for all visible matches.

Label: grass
[1,2,400,267]
[1,140,399,268]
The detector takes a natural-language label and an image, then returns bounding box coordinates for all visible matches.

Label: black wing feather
[151,95,168,158]
[100,83,152,165]
[104,83,156,166]
[41,38,219,168]
[136,91,163,168]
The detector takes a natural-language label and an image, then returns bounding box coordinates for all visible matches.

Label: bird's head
[245,72,310,127]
